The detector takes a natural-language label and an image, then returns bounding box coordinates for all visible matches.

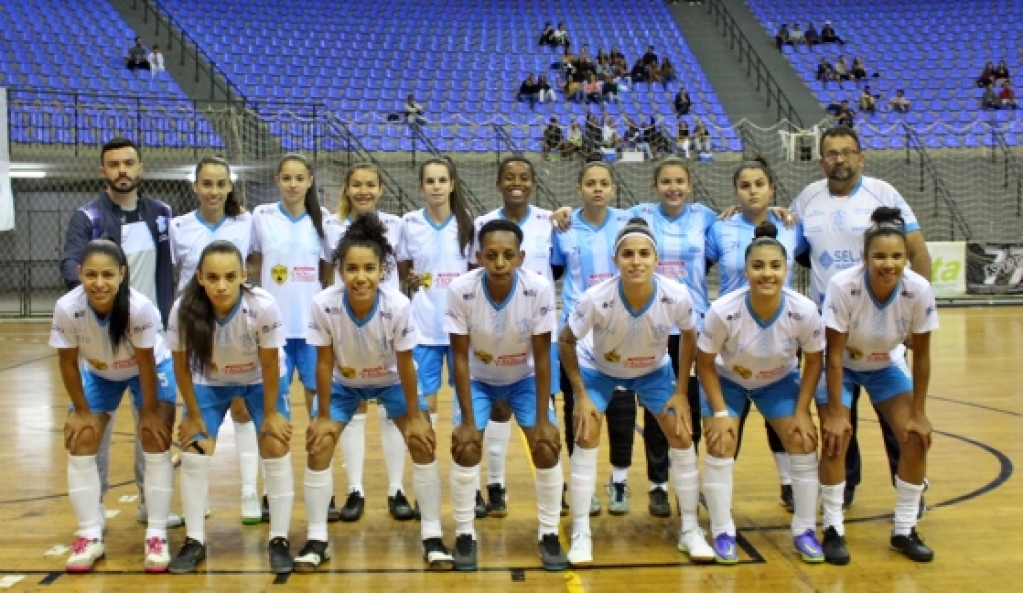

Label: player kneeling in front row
[296,213,453,572]
[53,240,178,573]
[818,207,937,565]
[696,222,825,565]
[559,218,715,567]
[445,219,568,571]
[167,240,296,574]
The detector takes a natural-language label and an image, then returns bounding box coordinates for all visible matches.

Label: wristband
[713,410,730,418]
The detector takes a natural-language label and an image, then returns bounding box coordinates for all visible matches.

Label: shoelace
[71,537,94,554]
[146,537,165,554]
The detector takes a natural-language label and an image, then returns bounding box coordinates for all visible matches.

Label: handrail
[491,124,561,210]
[988,124,1023,216]
[328,117,418,215]
[704,0,804,128]
[901,123,972,240]
[405,124,487,215]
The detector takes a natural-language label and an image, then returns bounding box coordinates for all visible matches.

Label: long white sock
[893,476,924,536]
[430,413,438,428]
[773,453,792,486]
[413,461,443,539]
[264,454,295,540]
[181,452,211,544]
[485,419,511,487]
[611,466,629,484]
[789,453,819,536]
[378,405,406,496]
[450,462,478,537]
[304,465,332,542]
[670,446,700,533]
[143,451,173,538]
[821,482,846,536]
[536,464,564,538]
[234,420,259,497]
[340,413,366,495]
[570,446,598,535]
[68,454,102,540]
[703,455,736,537]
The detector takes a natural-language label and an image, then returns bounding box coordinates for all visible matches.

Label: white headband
[614,231,657,253]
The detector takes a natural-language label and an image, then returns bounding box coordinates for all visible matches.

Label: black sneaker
[326,495,341,523]
[560,484,570,517]
[422,537,454,571]
[821,526,851,565]
[486,484,507,518]
[168,537,206,574]
[538,533,569,571]
[294,540,330,573]
[339,491,365,522]
[452,533,478,571]
[388,490,415,521]
[780,485,795,512]
[843,487,855,510]
[268,537,294,574]
[648,487,671,518]
[890,528,934,562]
[261,495,270,523]
[474,490,488,519]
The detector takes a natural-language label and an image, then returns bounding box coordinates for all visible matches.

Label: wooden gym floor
[0,307,1020,592]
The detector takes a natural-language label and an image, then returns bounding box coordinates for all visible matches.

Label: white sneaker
[678,527,715,563]
[144,536,170,572]
[136,502,184,528]
[241,492,261,525]
[66,537,105,572]
[567,532,593,567]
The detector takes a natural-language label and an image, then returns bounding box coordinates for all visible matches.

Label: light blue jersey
[706,211,809,297]
[551,207,632,325]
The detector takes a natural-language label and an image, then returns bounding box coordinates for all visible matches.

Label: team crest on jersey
[271,264,288,285]
[732,365,752,380]
[340,366,357,378]
[420,272,434,289]
[87,358,108,370]
[209,362,219,373]
[474,350,494,364]
[847,347,864,361]
[830,211,846,232]
[603,349,621,363]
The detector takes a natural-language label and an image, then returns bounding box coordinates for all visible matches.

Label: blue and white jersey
[706,212,808,297]
[469,206,554,285]
[627,202,717,331]
[822,264,938,372]
[550,207,632,325]
[398,209,469,345]
[169,211,253,293]
[324,211,403,290]
[698,287,824,390]
[444,268,556,386]
[789,176,921,305]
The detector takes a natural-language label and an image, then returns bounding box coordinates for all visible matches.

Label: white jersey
[324,212,403,290]
[306,284,417,388]
[169,211,253,293]
[789,176,922,305]
[165,287,287,386]
[822,265,938,372]
[50,287,171,381]
[469,206,554,285]
[251,203,330,338]
[698,287,825,389]
[569,275,696,379]
[444,268,556,386]
[398,209,469,345]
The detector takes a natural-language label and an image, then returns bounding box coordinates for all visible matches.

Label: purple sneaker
[713,533,738,565]
[794,530,825,563]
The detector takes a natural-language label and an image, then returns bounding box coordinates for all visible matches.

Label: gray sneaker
[452,534,478,571]
[606,480,629,515]
[538,533,569,571]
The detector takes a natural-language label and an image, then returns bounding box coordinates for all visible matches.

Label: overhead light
[8,171,46,178]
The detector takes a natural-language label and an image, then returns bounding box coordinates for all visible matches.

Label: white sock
[650,482,667,492]
[430,413,438,428]
[611,466,628,484]
[570,446,598,535]
[181,452,211,544]
[450,462,478,537]
[378,405,406,496]
[821,482,846,536]
[773,452,792,486]
[485,419,511,487]
[304,465,332,542]
[143,451,173,538]
[893,476,924,536]
[670,446,700,533]
[264,454,295,541]
[413,461,443,540]
[789,453,819,536]
[536,464,564,539]
[234,420,259,497]
[340,413,366,496]
[703,455,735,537]
[68,454,103,540]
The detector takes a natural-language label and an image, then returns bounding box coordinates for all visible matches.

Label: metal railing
[988,125,1023,216]
[902,123,972,241]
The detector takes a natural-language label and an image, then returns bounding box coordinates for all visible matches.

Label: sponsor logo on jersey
[900,290,915,299]
[495,353,527,366]
[436,273,459,288]
[867,352,891,362]
[262,321,282,333]
[224,362,257,375]
[74,310,86,318]
[360,366,388,378]
[522,289,537,297]
[830,211,846,232]
[474,350,494,364]
[132,322,153,333]
[463,293,475,301]
[324,306,342,315]
[587,273,613,287]
[624,356,656,369]
[756,365,786,381]
[87,358,108,370]
[787,312,804,321]
[112,358,137,370]
[292,266,318,282]
[340,366,357,378]
[846,347,864,361]
[402,326,414,337]
[603,349,621,363]
[732,365,752,380]
[657,261,688,278]
[271,264,288,285]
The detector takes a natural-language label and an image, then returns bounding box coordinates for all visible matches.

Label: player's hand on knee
[406,414,436,457]
[573,396,598,442]
[531,419,562,461]
[139,407,172,452]
[306,416,339,454]
[660,392,692,438]
[450,422,482,465]
[904,411,932,451]
[261,411,292,446]
[64,410,100,452]
[178,415,209,453]
[821,411,852,458]
[788,410,819,453]
[704,417,735,457]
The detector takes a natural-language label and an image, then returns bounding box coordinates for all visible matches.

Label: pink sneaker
[144,536,170,573]
[66,537,104,572]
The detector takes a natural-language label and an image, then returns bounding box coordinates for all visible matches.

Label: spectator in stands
[994,60,1011,85]
[542,117,565,160]
[820,20,845,44]
[601,75,619,104]
[577,46,595,74]
[982,83,999,109]
[674,87,692,116]
[817,58,837,83]
[645,116,672,157]
[630,59,648,86]
[998,81,1018,109]
[601,115,622,152]
[889,90,911,113]
[552,23,570,50]
[126,37,150,73]
[623,115,654,161]
[858,86,878,114]
[565,73,584,103]
[404,93,428,126]
[805,22,820,47]
[566,121,584,157]
[692,117,711,154]
[833,55,851,82]
[539,22,555,47]
[642,46,659,68]
[851,56,869,82]
[583,73,603,105]
[976,61,997,88]
[538,75,557,103]
[517,74,541,110]
[775,24,790,51]
[661,58,677,85]
[831,100,856,126]
[676,120,691,159]
[788,24,807,48]
[647,60,665,89]
[147,45,165,79]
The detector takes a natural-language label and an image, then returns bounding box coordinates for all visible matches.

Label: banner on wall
[0,87,14,232]
[926,241,967,298]
[966,242,1023,295]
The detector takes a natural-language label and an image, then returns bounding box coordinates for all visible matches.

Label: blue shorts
[284,338,317,392]
[580,364,676,415]
[186,379,290,441]
[814,362,913,408]
[330,382,424,424]
[549,345,561,396]
[76,359,177,413]
[453,375,557,429]
[414,344,453,399]
[699,372,801,421]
